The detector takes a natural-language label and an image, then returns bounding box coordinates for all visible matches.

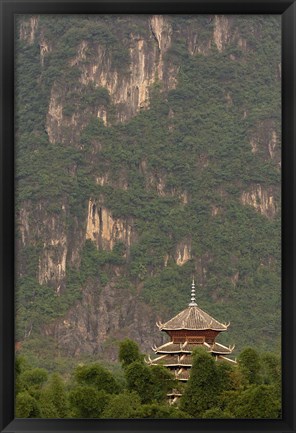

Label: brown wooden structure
[146,279,236,403]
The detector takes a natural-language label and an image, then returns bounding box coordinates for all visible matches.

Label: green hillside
[15,15,281,368]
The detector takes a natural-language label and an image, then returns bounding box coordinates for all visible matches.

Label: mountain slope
[15,15,281,364]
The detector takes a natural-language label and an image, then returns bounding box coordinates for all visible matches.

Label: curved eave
[160,326,228,332]
[218,356,237,364]
[151,362,193,367]
[155,349,191,354]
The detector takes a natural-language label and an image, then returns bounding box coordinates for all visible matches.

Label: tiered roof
[157,306,229,332]
[151,340,234,356]
[148,341,235,369]
[156,280,229,332]
[146,279,236,383]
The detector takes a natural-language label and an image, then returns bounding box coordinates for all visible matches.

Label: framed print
[0,0,295,432]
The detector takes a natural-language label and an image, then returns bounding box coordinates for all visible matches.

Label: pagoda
[146,279,236,400]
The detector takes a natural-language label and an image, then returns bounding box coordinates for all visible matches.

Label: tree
[202,407,234,419]
[216,361,236,392]
[39,373,69,418]
[16,391,42,418]
[74,363,120,394]
[260,352,281,388]
[228,384,281,418]
[149,364,179,401]
[238,347,262,385]
[135,403,191,419]
[69,385,111,418]
[20,367,48,391]
[15,356,28,394]
[101,391,142,418]
[125,360,159,404]
[179,347,221,417]
[118,339,143,369]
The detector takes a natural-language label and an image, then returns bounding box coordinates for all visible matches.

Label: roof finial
[189,277,197,306]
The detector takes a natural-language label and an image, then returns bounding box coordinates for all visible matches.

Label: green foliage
[74,363,120,394]
[216,362,237,392]
[16,274,82,340]
[69,385,111,418]
[119,339,143,369]
[149,365,179,400]
[15,343,281,419]
[16,391,42,418]
[260,352,281,386]
[125,361,157,404]
[101,391,142,418]
[79,240,125,287]
[124,360,175,404]
[222,385,281,419]
[15,356,29,394]
[238,347,262,385]
[15,13,281,384]
[135,403,190,418]
[179,348,224,417]
[39,374,69,418]
[202,407,234,419]
[20,368,48,396]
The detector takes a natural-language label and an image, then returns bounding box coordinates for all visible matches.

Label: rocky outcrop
[211,205,221,217]
[241,185,277,218]
[46,84,98,145]
[78,18,176,124]
[213,15,232,52]
[250,120,279,162]
[19,206,30,246]
[140,162,188,204]
[19,16,38,44]
[39,37,51,67]
[17,201,70,289]
[38,235,67,287]
[175,240,191,266]
[86,199,134,252]
[46,281,163,359]
[45,15,178,144]
[150,15,173,81]
[15,15,281,360]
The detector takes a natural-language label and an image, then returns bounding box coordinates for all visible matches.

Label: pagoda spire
[188,277,197,306]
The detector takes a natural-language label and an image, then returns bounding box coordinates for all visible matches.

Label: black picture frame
[0,0,295,432]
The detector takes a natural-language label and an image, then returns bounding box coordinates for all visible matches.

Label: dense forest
[15,14,281,413]
[16,340,281,419]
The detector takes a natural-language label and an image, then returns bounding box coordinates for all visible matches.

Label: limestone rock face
[175,241,192,266]
[45,281,162,359]
[241,185,277,218]
[15,15,281,358]
[19,16,38,44]
[86,199,134,253]
[45,15,178,144]
[213,15,232,52]
[18,201,69,288]
[249,120,280,164]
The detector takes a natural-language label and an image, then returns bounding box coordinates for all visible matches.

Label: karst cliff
[16,15,281,363]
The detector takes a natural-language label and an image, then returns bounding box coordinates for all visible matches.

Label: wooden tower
[146,279,236,403]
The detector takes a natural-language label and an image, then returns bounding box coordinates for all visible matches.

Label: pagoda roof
[147,351,237,370]
[150,341,234,358]
[148,354,194,367]
[216,355,237,364]
[152,341,193,354]
[157,305,228,332]
[156,279,229,332]
[205,341,235,355]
